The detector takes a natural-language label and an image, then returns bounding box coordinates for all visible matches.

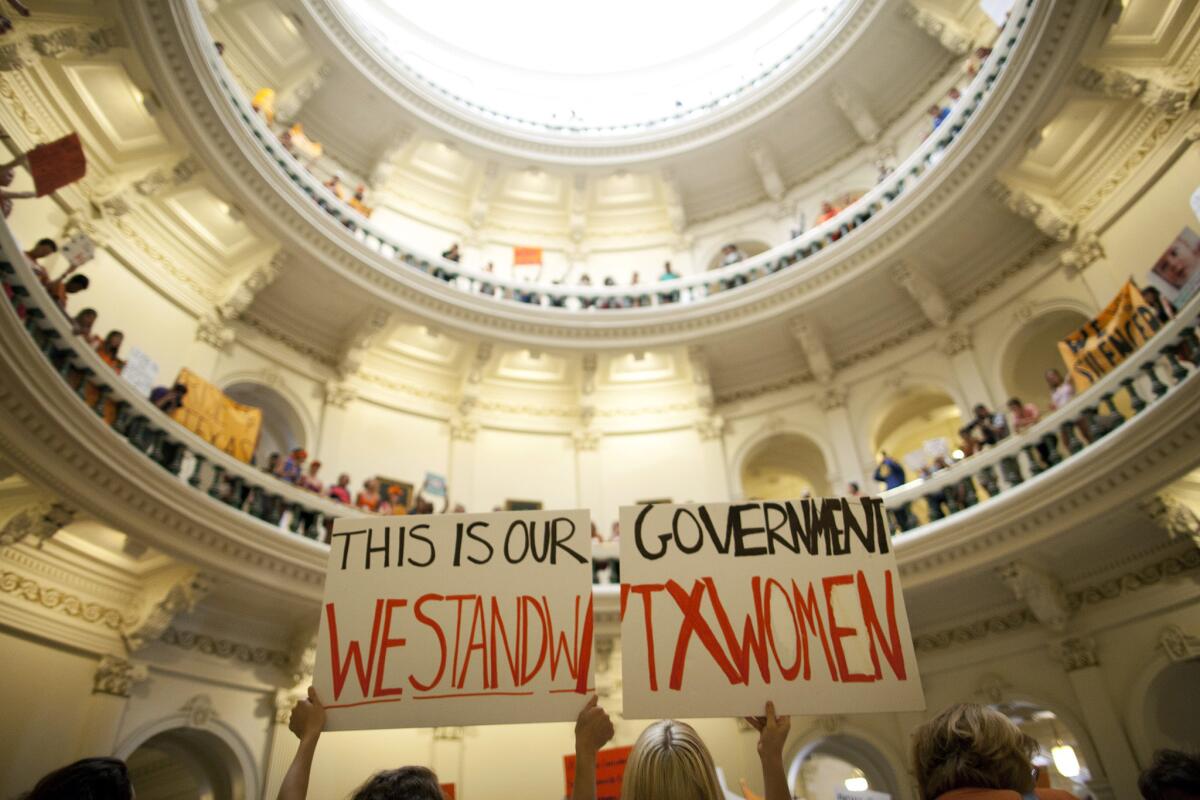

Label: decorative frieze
[1159,625,1200,662]
[0,570,127,629]
[159,626,291,668]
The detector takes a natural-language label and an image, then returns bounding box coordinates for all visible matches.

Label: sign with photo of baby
[618,499,926,719]
[313,509,595,730]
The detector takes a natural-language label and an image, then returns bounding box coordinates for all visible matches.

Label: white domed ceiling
[332,0,850,137]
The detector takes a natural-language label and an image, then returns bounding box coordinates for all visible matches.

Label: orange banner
[169,368,262,463]
[1058,280,1164,391]
[513,246,543,265]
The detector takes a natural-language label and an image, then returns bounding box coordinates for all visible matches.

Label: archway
[993,700,1095,796]
[126,727,247,800]
[739,432,831,499]
[1142,658,1200,752]
[999,309,1090,409]
[223,381,307,467]
[788,733,901,799]
[870,387,963,478]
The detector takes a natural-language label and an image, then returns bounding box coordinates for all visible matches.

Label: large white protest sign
[314,509,595,731]
[619,499,925,719]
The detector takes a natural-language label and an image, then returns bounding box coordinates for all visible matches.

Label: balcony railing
[195,0,1033,311]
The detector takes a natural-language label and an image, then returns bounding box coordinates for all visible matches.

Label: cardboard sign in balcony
[1058,280,1163,392]
[619,499,925,719]
[313,509,595,731]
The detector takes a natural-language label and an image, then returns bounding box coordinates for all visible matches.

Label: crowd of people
[229,33,1003,312]
[19,699,1200,800]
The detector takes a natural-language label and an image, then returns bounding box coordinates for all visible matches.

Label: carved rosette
[93,655,148,697]
[1158,625,1200,662]
[182,694,217,727]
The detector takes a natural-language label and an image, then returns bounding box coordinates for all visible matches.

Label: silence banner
[1057,280,1162,391]
[314,509,595,731]
[619,499,925,719]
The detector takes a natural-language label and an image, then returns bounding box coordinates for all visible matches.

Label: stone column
[76,655,147,758]
[446,417,478,511]
[1051,637,1140,800]
[315,381,357,476]
[941,328,996,411]
[262,688,304,800]
[819,386,866,491]
[696,416,730,502]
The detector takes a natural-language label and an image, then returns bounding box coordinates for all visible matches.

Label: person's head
[1007,397,1022,411]
[911,703,1037,800]
[291,448,307,464]
[1143,285,1163,305]
[102,330,123,351]
[1138,749,1200,800]
[948,87,961,100]
[75,307,97,329]
[28,237,58,260]
[309,459,321,474]
[1154,242,1199,290]
[66,274,90,294]
[622,719,723,800]
[663,261,673,273]
[337,472,350,487]
[821,201,834,212]
[366,478,379,492]
[172,382,188,398]
[267,452,280,469]
[350,766,443,800]
[27,757,133,800]
[849,481,860,493]
[1045,368,1064,388]
[973,403,990,419]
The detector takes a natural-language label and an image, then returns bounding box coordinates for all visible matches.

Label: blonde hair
[621,719,723,800]
[911,703,1038,800]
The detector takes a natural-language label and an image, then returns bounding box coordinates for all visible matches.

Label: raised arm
[277,686,326,800]
[572,694,614,800]
[744,701,791,800]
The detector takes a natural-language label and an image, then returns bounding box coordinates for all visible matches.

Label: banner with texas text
[314,510,595,731]
[169,368,262,463]
[1057,280,1162,392]
[619,499,925,719]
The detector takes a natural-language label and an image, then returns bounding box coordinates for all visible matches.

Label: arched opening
[126,727,246,800]
[993,700,1095,797]
[707,239,771,271]
[789,733,901,799]
[740,433,831,499]
[1142,658,1200,753]
[999,309,1090,411]
[870,387,963,478]
[223,381,306,467]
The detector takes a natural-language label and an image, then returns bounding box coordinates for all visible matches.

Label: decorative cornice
[913,548,1200,652]
[159,626,292,669]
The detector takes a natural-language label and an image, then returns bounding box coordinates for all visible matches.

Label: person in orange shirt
[355,478,381,512]
[95,330,125,372]
[912,704,1079,800]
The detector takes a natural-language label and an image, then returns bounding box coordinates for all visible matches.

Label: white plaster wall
[470,429,577,511]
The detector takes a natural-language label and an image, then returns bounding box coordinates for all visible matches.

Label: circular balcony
[125,0,1105,350]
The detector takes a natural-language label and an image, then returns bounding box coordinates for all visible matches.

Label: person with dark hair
[1141,286,1176,324]
[73,307,100,345]
[44,272,88,311]
[150,382,188,415]
[278,687,443,800]
[24,756,133,800]
[911,703,1078,800]
[1139,749,1200,800]
[95,329,125,372]
[25,236,57,265]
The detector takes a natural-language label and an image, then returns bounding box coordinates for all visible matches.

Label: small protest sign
[564,745,632,800]
[314,509,595,730]
[619,499,925,719]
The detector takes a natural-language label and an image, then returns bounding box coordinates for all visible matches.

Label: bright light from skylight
[334,0,847,134]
